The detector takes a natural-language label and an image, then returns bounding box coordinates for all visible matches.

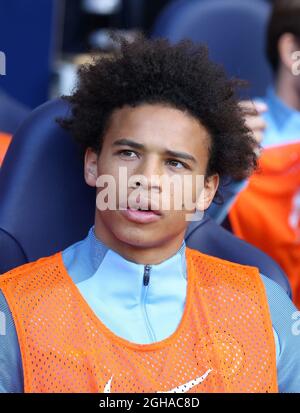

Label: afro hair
[59,36,258,181]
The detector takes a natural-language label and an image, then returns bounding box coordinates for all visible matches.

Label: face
[85,104,219,259]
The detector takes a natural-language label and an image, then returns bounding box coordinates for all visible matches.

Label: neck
[275,67,300,111]
[93,214,185,265]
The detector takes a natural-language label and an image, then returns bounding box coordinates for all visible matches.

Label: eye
[117,150,139,159]
[166,159,188,170]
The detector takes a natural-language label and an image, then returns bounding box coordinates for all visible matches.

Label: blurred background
[0,0,275,111]
[0,0,176,109]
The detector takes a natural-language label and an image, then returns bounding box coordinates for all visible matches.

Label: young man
[0,37,299,393]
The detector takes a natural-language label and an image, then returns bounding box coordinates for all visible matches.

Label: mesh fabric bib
[0,247,278,393]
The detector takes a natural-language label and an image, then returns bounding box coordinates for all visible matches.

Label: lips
[118,192,163,224]
[120,206,162,224]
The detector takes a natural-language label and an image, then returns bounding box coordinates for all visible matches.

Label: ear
[278,33,300,72]
[196,174,219,211]
[84,148,98,187]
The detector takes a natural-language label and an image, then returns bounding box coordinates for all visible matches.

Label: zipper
[143,264,151,286]
[141,264,156,342]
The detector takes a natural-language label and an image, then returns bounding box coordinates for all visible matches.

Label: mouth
[120,206,162,224]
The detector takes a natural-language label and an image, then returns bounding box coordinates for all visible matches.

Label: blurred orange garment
[229,141,300,308]
[0,132,12,166]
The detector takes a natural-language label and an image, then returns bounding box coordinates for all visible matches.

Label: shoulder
[0,290,24,392]
[260,274,297,325]
[0,253,63,291]
[260,274,300,392]
[186,246,260,274]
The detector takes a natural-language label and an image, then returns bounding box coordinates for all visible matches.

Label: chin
[98,209,186,250]
[113,224,162,249]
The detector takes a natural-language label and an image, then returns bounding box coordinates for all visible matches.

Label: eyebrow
[113,138,197,163]
[113,138,145,150]
[164,149,197,163]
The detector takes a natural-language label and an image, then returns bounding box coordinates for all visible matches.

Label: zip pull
[143,264,151,286]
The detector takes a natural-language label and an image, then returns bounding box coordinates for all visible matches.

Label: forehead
[103,103,211,156]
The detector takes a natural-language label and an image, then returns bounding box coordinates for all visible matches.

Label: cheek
[97,155,116,176]
[163,209,192,232]
[97,154,138,184]
[166,174,204,209]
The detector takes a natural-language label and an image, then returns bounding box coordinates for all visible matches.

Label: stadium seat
[0,99,95,272]
[0,99,291,298]
[151,0,272,98]
[0,88,30,134]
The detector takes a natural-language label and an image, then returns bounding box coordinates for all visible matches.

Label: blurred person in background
[229,0,300,307]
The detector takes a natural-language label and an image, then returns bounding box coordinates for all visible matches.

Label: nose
[133,155,162,192]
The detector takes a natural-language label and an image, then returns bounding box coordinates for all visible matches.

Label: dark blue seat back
[0,99,95,272]
[0,89,30,134]
[0,99,291,298]
[152,0,273,98]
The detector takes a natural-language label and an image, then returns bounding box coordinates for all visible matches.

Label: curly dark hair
[59,36,258,181]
